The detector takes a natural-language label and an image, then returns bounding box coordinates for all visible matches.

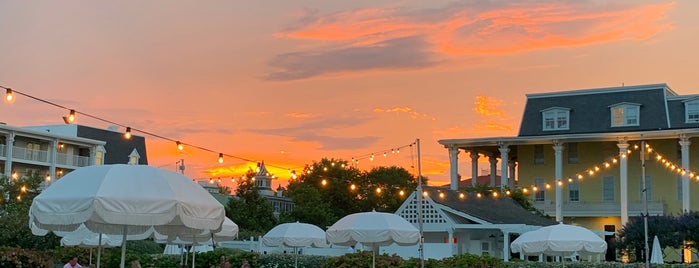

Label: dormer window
[684,100,699,123]
[541,107,570,131]
[609,102,640,127]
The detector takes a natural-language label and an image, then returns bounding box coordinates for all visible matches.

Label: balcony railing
[7,146,90,168]
[56,152,90,167]
[534,201,664,217]
[12,146,49,162]
[0,144,5,157]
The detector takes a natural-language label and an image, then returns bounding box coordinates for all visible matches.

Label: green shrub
[258,253,331,268]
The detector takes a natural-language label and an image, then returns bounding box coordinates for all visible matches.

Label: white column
[553,142,564,222]
[680,136,691,212]
[470,151,479,187]
[449,145,460,190]
[503,231,510,262]
[50,139,58,182]
[489,156,497,187]
[499,143,510,191]
[618,141,630,226]
[508,162,517,189]
[4,133,15,179]
[448,228,455,255]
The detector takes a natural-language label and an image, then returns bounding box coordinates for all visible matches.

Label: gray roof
[423,186,555,226]
[518,83,688,136]
[76,125,148,165]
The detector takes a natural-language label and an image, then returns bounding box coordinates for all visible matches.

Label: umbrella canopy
[58,224,129,247]
[326,210,419,247]
[263,222,328,248]
[155,217,238,245]
[510,223,607,256]
[327,210,419,268]
[29,164,226,268]
[650,235,664,264]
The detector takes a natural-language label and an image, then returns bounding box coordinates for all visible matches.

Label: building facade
[439,83,699,260]
[1,123,148,183]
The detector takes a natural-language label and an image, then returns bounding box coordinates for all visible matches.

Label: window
[481,242,490,255]
[534,145,544,165]
[569,180,580,202]
[603,176,615,202]
[95,151,104,166]
[685,100,699,123]
[639,176,652,201]
[26,142,40,161]
[610,103,640,127]
[567,143,579,164]
[542,107,570,131]
[534,177,545,202]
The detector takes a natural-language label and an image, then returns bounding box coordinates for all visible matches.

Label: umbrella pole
[89,248,93,266]
[295,247,298,268]
[97,233,102,268]
[120,226,127,268]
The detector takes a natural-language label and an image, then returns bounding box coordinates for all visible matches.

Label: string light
[124,127,132,139]
[2,85,306,178]
[218,153,224,164]
[5,88,13,103]
[176,141,184,151]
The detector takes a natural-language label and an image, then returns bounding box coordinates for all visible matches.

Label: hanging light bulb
[68,110,76,123]
[218,153,224,163]
[124,127,132,139]
[459,192,465,199]
[176,141,183,151]
[45,173,51,182]
[376,187,382,194]
[399,190,405,196]
[350,184,356,190]
[5,88,13,103]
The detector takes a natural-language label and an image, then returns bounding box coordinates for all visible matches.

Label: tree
[279,184,336,228]
[0,172,60,250]
[285,158,420,225]
[617,214,680,262]
[225,170,277,238]
[359,166,418,213]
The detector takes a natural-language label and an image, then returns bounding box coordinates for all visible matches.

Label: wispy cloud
[373,106,436,120]
[285,112,315,119]
[267,1,673,80]
[246,115,380,150]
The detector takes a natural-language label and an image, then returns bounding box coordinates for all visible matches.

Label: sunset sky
[1,0,697,190]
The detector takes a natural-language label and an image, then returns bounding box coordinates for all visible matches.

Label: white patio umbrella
[263,222,328,268]
[29,164,225,268]
[650,235,664,264]
[155,217,238,268]
[511,222,607,263]
[326,210,419,268]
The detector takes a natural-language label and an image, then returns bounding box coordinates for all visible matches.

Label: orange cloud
[279,2,674,57]
[286,112,315,119]
[474,96,503,116]
[374,106,436,120]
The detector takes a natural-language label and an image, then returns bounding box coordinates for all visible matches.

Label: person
[222,261,231,268]
[131,260,141,268]
[63,257,82,268]
[240,260,251,268]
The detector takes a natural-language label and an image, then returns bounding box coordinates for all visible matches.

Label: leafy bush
[323,251,406,268]
[440,253,503,268]
[0,247,54,267]
[258,253,331,268]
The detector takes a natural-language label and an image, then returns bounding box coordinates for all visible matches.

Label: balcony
[56,152,90,167]
[534,201,664,217]
[12,146,49,162]
[5,146,90,168]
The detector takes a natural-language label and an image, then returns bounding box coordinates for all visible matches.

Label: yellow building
[439,83,699,261]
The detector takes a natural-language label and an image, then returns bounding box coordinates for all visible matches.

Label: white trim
[526,83,675,99]
[684,100,699,123]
